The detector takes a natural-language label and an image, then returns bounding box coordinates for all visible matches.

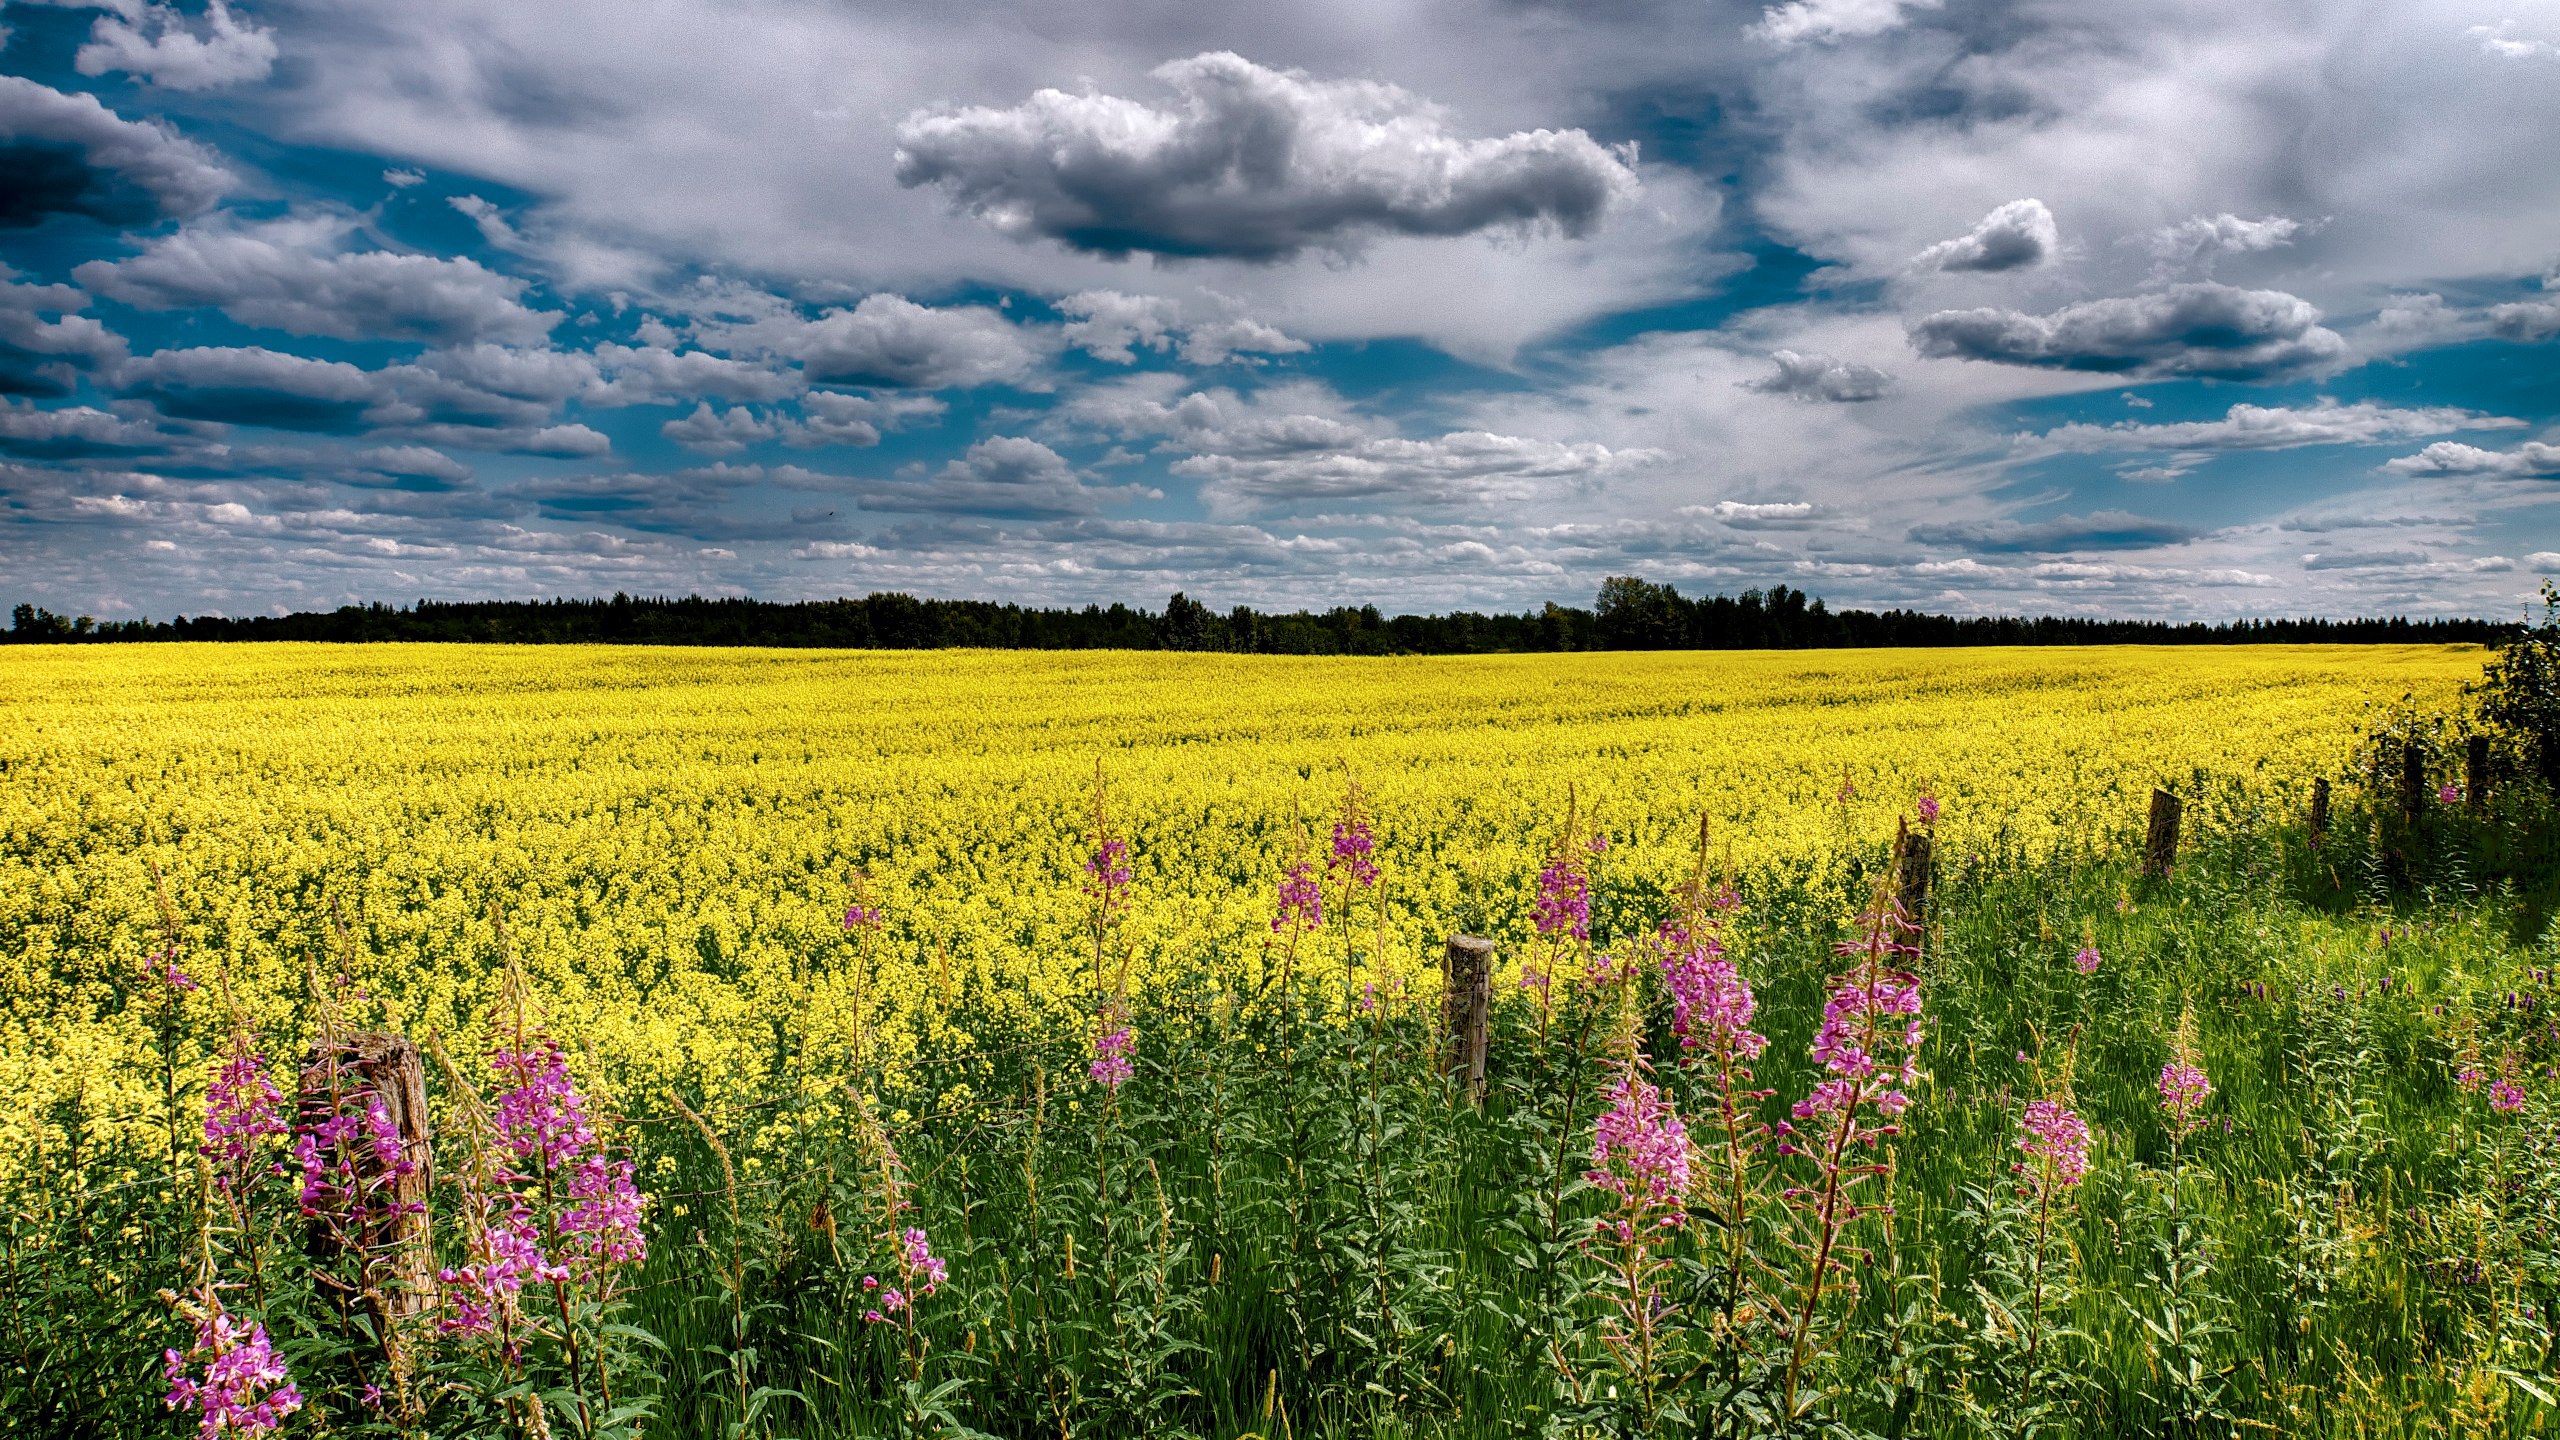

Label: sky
[4,0,2560,621]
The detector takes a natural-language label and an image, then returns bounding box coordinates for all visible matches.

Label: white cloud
[702,293,1049,390]
[853,435,1151,518]
[661,401,777,456]
[780,390,944,449]
[1752,0,1942,46]
[2024,399,2522,455]
[893,52,1639,261]
[1058,290,1310,367]
[522,423,610,457]
[1911,199,2059,273]
[2144,213,2305,274]
[353,444,472,485]
[1173,429,1658,512]
[2468,21,2560,59]
[75,1,277,91]
[2381,440,2560,478]
[383,167,424,188]
[77,211,559,346]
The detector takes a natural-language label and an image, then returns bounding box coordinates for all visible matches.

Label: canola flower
[0,642,2478,1182]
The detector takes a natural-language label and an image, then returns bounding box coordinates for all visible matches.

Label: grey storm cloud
[109,343,614,454]
[1742,349,1893,402]
[1908,283,2346,380]
[1911,199,2058,273]
[892,52,1639,262]
[0,74,232,228]
[77,212,561,347]
[0,266,126,397]
[1910,509,2200,553]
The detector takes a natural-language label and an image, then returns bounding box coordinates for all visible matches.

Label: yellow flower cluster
[0,642,2478,1181]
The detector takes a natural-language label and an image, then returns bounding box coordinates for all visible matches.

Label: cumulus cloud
[2302,549,2429,571]
[2488,299,2560,341]
[2380,440,2560,478]
[0,74,231,227]
[352,444,472,488]
[661,401,777,456]
[1172,429,1656,511]
[118,345,378,430]
[78,212,559,346]
[0,266,126,396]
[1742,349,1892,402]
[703,293,1048,390]
[855,436,1150,519]
[781,390,944,449]
[0,399,178,459]
[585,343,800,406]
[2468,21,2560,60]
[1703,500,1819,527]
[2024,399,2522,455]
[2144,213,2306,274]
[1911,200,2058,274]
[1057,290,1308,366]
[1910,509,2200,553]
[1908,283,2347,380]
[1752,0,1941,45]
[75,1,278,91]
[893,51,1638,262]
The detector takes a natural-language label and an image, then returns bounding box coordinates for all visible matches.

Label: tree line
[4,580,2515,653]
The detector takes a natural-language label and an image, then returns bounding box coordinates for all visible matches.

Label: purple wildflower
[2158,1062,2211,1136]
[1657,923,1766,1059]
[843,904,883,930]
[150,948,199,993]
[438,1205,565,1335]
[163,1313,303,1438]
[2438,782,2462,806]
[2074,946,2101,976]
[492,1042,596,1172]
[296,1089,411,1220]
[2489,1080,2525,1112]
[201,1039,287,1187]
[1533,859,1591,941]
[1089,1024,1135,1089]
[1587,1068,1691,1214]
[903,1226,948,1290]
[1085,836,1133,895]
[559,1156,649,1270]
[1273,860,1323,932]
[1916,793,1939,826]
[1329,814,1379,888]
[2017,1098,2092,1187]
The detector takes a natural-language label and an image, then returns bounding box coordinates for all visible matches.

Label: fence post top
[1445,934,1495,957]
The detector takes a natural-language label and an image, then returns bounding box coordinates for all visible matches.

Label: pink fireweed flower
[1084,836,1133,896]
[902,1226,948,1290]
[2158,1062,2212,1136]
[201,1040,287,1187]
[492,1042,596,1172]
[1089,1024,1135,1088]
[1790,896,1924,1131]
[2017,1098,2092,1187]
[163,1313,303,1438]
[438,1204,564,1335]
[150,948,199,992]
[842,904,883,930]
[2458,1065,2487,1092]
[2439,782,2462,806]
[296,1089,413,1220]
[1533,859,1591,941]
[1916,793,1939,826]
[1657,923,1766,1059]
[560,1156,649,1269]
[1272,860,1323,932]
[1519,963,1550,996]
[2074,946,2101,975]
[1587,1067,1691,1214]
[1329,816,1379,887]
[2489,1080,2525,1112]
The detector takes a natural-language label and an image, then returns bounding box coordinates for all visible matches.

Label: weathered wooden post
[301,1032,436,1341]
[2467,734,2490,810]
[2309,777,2331,847]
[2400,741,2427,823]
[1894,817,1932,937]
[1442,935,1494,1105]
[2143,787,2183,879]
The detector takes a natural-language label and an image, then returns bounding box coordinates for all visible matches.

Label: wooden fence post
[2400,741,2426,823]
[2309,777,2330,847]
[1442,935,1494,1105]
[2467,734,2490,810]
[1894,818,1932,937]
[2143,788,2183,879]
[301,1032,436,1349]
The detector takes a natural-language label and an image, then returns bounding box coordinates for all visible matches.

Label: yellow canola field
[0,642,2478,1177]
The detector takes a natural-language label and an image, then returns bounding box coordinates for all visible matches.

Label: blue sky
[3,0,2559,620]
